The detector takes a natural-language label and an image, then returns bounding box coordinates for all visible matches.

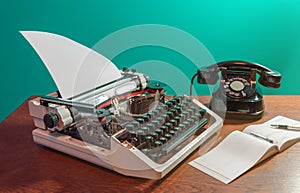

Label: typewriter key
[142,115,150,122]
[174,116,182,124]
[159,137,168,144]
[171,108,178,116]
[154,140,163,147]
[165,122,172,131]
[141,126,150,134]
[151,120,160,127]
[174,126,182,133]
[145,136,154,148]
[169,130,177,136]
[199,109,206,116]
[160,126,168,135]
[166,112,173,120]
[155,128,164,136]
[164,133,172,140]
[125,124,135,132]
[136,118,145,124]
[150,132,159,140]
[166,101,173,109]
[156,117,165,126]
[146,123,155,131]
[152,109,159,117]
[170,119,178,127]
[147,112,155,119]
[175,106,182,114]
[195,113,202,119]
[182,121,190,128]
[161,104,168,111]
[131,120,140,128]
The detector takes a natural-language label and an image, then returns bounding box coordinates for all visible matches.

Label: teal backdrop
[1,0,300,122]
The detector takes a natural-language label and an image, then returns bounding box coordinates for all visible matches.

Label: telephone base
[210,94,264,120]
[225,110,264,120]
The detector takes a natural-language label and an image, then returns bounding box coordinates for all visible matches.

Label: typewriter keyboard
[118,96,208,163]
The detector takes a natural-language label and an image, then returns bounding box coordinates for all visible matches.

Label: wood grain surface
[0,96,299,193]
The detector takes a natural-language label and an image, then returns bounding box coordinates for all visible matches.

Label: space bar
[161,118,207,155]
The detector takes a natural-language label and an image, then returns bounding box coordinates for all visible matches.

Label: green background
[1,0,300,122]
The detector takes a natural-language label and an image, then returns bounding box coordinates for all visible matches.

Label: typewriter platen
[23,31,223,179]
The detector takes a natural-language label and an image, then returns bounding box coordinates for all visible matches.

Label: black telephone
[196,60,281,119]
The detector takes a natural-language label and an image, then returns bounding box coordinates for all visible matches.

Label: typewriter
[22,31,223,179]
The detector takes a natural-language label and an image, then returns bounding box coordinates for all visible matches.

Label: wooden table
[0,96,299,193]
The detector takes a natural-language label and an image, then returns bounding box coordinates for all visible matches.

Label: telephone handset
[197,60,281,119]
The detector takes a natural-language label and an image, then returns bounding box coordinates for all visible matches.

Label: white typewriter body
[22,31,223,179]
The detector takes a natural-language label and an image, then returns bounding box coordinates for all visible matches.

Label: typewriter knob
[44,112,59,128]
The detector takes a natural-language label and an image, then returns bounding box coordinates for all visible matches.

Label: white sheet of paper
[21,31,122,99]
[189,131,274,184]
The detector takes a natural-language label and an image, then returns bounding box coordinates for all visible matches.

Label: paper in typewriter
[21,31,122,99]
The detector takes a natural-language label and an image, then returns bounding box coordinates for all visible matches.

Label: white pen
[271,124,300,131]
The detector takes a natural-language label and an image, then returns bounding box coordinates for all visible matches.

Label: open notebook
[189,116,300,184]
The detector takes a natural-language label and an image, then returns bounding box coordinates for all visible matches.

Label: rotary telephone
[196,60,281,119]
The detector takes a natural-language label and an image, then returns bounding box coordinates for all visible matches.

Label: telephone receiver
[197,60,282,119]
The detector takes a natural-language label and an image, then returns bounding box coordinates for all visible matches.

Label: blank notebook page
[189,130,275,184]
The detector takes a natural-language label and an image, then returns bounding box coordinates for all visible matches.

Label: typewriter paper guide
[21,31,122,99]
